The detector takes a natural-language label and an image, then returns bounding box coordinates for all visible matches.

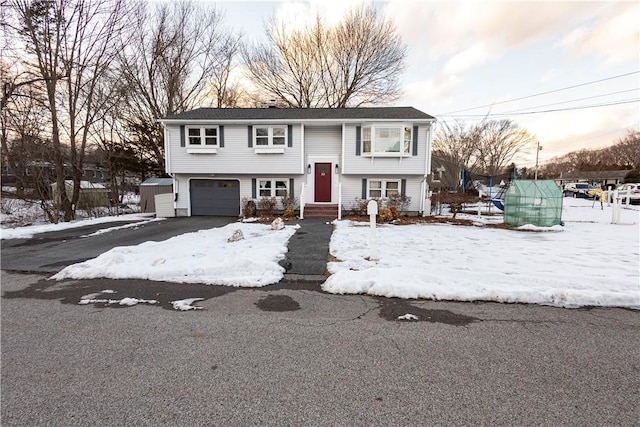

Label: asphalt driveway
[1,216,236,273]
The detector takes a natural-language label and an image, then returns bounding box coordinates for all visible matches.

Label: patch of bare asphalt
[377,298,480,326]
[255,294,301,312]
[3,275,480,325]
[1,277,239,311]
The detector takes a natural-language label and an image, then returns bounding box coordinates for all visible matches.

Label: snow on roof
[50,180,107,189]
[141,178,173,186]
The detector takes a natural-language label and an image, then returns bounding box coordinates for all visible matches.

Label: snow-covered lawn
[29,197,640,309]
[52,223,298,287]
[323,198,640,308]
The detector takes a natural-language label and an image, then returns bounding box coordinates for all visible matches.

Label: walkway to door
[280,218,334,282]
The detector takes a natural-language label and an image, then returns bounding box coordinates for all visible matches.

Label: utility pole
[534,141,542,180]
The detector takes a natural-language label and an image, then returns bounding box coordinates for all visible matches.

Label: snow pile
[52,223,297,287]
[323,199,640,308]
[397,314,419,321]
[80,218,164,237]
[79,290,158,306]
[171,298,204,311]
[1,213,155,239]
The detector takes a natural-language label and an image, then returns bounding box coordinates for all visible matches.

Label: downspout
[423,122,434,216]
[160,121,177,216]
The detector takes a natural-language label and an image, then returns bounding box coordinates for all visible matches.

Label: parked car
[610,183,640,204]
[563,182,597,198]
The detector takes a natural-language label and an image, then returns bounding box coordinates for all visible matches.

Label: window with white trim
[362,125,412,156]
[258,179,289,197]
[368,179,400,198]
[186,126,218,146]
[254,126,287,146]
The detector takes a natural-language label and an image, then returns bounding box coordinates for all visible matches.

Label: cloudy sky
[221,0,639,166]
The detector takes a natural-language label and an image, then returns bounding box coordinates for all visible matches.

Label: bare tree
[433,120,483,182]
[243,17,324,108]
[0,74,48,199]
[541,128,639,177]
[243,4,406,108]
[323,5,406,107]
[475,119,538,176]
[9,0,131,221]
[612,129,640,169]
[117,1,241,173]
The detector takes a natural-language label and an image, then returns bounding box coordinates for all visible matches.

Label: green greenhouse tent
[503,180,563,227]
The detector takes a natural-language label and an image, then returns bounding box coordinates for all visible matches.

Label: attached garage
[190,179,240,216]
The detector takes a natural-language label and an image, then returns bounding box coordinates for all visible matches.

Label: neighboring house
[50,180,110,209]
[429,155,461,191]
[158,107,436,217]
[82,163,109,184]
[557,170,632,188]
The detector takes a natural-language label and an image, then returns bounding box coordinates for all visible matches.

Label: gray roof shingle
[161,107,435,121]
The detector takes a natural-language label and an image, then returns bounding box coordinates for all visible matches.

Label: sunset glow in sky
[222,0,639,166]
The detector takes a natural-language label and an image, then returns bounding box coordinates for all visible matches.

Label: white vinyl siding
[304,126,341,156]
[167,125,303,175]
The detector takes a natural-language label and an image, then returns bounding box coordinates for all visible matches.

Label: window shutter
[248,125,253,147]
[412,125,419,156]
[252,178,256,198]
[355,126,361,156]
[180,125,185,147]
[219,126,224,148]
[288,125,293,147]
[401,179,407,195]
[362,178,367,199]
[289,178,294,197]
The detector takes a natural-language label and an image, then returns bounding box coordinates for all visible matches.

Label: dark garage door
[190,179,240,216]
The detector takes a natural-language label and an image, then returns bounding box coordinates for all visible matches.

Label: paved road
[1,217,236,273]
[2,270,639,426]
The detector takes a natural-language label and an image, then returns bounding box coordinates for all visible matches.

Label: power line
[441,70,640,115]
[440,98,640,118]
[503,88,639,114]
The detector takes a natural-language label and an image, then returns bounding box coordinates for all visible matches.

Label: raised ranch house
[158,107,436,217]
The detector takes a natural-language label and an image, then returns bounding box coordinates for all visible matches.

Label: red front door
[314,163,332,202]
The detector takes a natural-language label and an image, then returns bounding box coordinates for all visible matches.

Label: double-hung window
[254,126,286,146]
[362,125,412,156]
[187,126,218,146]
[186,126,219,153]
[368,179,400,198]
[259,179,289,197]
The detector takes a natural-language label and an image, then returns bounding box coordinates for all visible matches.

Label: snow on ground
[171,298,205,311]
[79,218,164,237]
[32,197,640,309]
[79,289,158,306]
[52,223,297,287]
[0,213,155,239]
[323,198,640,308]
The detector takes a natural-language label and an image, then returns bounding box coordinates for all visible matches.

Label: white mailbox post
[367,200,379,261]
[611,189,621,224]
